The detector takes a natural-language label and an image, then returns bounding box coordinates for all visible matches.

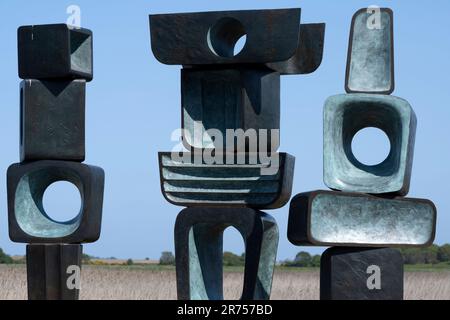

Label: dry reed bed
[0,265,448,300]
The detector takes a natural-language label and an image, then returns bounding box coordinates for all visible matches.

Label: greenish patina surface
[14,167,83,238]
[159,152,294,209]
[346,8,394,94]
[176,208,278,300]
[288,191,436,247]
[310,192,435,246]
[323,93,416,195]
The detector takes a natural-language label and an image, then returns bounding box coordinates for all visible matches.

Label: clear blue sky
[0,0,448,260]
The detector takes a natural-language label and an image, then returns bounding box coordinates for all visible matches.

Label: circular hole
[351,127,391,166]
[43,181,82,223]
[207,17,247,58]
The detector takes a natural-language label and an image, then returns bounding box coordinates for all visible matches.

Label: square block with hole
[18,24,93,81]
[7,160,104,244]
[324,94,416,195]
[175,207,278,300]
[321,247,403,300]
[20,79,85,162]
[182,68,280,152]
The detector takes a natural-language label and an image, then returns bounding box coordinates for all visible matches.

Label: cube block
[20,79,85,162]
[18,24,93,81]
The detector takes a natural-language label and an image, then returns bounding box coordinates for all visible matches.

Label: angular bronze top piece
[150,8,323,66]
[18,24,93,81]
[345,8,394,94]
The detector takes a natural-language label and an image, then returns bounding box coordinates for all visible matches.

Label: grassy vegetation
[1,264,448,299]
[404,262,450,272]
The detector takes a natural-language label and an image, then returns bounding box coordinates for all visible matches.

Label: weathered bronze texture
[27,244,82,300]
[175,207,278,300]
[323,94,416,196]
[18,24,93,81]
[13,23,102,302]
[321,247,403,300]
[150,9,302,65]
[266,23,325,75]
[20,79,85,162]
[181,68,280,152]
[159,152,294,209]
[288,190,436,248]
[151,8,325,301]
[8,161,104,244]
[345,8,394,94]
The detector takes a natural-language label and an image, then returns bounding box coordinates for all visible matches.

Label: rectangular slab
[159,152,294,209]
[27,244,82,300]
[321,247,403,300]
[150,9,301,65]
[288,190,436,247]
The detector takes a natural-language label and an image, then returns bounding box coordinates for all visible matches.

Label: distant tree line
[157,245,450,267]
[400,244,450,265]
[280,244,450,268]
[158,251,246,266]
[159,251,175,265]
[0,248,14,264]
[281,252,321,268]
[3,245,449,266]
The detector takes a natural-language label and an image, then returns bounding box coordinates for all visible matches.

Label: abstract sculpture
[150,8,325,300]
[7,24,104,300]
[288,8,437,300]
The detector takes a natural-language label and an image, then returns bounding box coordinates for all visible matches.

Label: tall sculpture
[150,8,325,300]
[7,24,104,300]
[288,8,437,300]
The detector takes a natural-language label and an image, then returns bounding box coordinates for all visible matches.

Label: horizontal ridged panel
[165,193,279,205]
[163,180,280,194]
[158,152,293,208]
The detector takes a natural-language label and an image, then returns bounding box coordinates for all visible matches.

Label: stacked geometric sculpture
[288,8,437,300]
[150,8,325,300]
[7,24,104,300]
